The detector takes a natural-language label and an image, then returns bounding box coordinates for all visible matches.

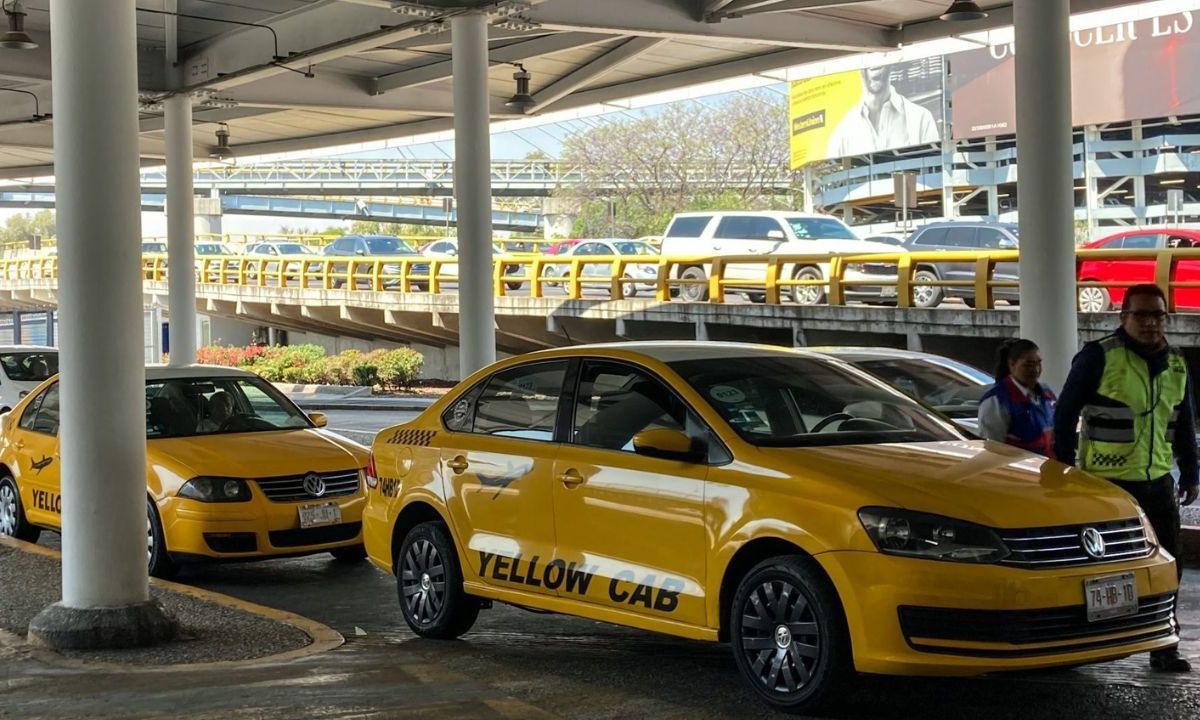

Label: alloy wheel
[0,483,16,536]
[401,538,447,625]
[913,284,936,307]
[1078,287,1109,312]
[739,579,822,694]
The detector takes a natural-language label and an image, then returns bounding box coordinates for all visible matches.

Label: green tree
[0,210,56,248]
[556,94,795,237]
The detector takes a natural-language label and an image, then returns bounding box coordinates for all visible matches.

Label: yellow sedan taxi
[0,365,369,578]
[362,342,1179,713]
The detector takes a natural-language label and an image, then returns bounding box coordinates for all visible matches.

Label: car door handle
[446,456,469,474]
[14,440,23,450]
[557,468,585,488]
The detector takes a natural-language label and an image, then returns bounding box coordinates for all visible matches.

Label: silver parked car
[544,239,660,297]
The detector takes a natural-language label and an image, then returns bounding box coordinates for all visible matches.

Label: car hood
[149,428,368,479]
[753,439,1138,529]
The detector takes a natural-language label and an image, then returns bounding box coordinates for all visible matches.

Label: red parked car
[1077,228,1200,311]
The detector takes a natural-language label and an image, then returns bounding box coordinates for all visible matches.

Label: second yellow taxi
[0,365,369,577]
[361,342,1179,713]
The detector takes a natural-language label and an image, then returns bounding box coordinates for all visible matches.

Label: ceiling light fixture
[390,2,442,18]
[505,63,536,113]
[209,123,234,161]
[940,1,988,22]
[1,0,38,50]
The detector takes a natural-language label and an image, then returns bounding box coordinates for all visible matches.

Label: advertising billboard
[788,57,944,169]
[951,12,1200,139]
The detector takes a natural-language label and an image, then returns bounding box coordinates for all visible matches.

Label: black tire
[730,555,852,715]
[746,293,767,304]
[505,280,524,291]
[679,265,709,302]
[788,266,825,306]
[962,296,978,309]
[330,545,368,563]
[147,499,178,579]
[0,474,40,542]
[397,521,480,639]
[912,269,943,308]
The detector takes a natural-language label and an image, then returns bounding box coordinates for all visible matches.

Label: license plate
[1084,572,1138,622]
[298,502,341,529]
[880,286,897,297]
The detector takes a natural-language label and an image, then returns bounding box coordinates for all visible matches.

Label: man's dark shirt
[1053,328,1199,489]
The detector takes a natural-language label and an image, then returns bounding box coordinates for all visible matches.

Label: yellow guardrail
[5,247,1200,309]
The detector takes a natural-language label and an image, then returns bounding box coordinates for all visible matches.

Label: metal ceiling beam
[370,31,614,95]
[173,0,434,91]
[531,37,671,111]
[527,0,896,51]
[713,0,879,19]
[231,117,457,158]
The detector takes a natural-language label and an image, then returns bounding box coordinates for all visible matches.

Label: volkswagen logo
[302,473,326,498]
[1080,527,1106,558]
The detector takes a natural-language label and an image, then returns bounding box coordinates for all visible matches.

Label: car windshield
[851,358,990,419]
[195,244,231,255]
[614,241,656,255]
[785,217,858,240]
[276,243,309,254]
[1,351,57,381]
[669,354,962,447]
[145,376,311,439]
[364,237,412,254]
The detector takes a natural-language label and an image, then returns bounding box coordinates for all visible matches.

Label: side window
[912,228,948,246]
[665,216,712,238]
[1121,233,1160,250]
[27,383,59,435]
[575,243,599,256]
[472,361,568,441]
[714,216,757,240]
[572,361,688,453]
[18,389,46,431]
[976,228,1007,249]
[750,217,786,239]
[944,227,978,248]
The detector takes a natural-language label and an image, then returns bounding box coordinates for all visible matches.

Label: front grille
[203,532,258,554]
[899,594,1176,657]
[999,518,1152,568]
[269,522,361,548]
[862,263,895,276]
[254,470,360,502]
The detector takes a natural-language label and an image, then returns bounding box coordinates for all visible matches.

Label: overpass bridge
[3,247,1200,375]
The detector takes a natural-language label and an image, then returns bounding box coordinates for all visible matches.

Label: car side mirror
[447,248,457,256]
[632,428,705,462]
[308,411,328,428]
[998,238,1017,249]
[766,230,786,240]
[355,249,366,256]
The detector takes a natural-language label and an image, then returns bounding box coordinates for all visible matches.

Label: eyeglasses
[1121,310,1169,322]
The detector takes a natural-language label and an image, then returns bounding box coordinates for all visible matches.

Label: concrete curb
[1183,525,1200,568]
[0,536,344,672]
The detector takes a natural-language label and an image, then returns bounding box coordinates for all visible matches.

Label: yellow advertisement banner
[788,70,862,169]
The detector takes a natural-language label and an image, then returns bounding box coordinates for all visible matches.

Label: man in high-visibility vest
[1055,283,1199,673]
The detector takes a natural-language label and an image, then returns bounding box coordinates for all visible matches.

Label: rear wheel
[1078,286,1112,312]
[616,274,638,299]
[730,556,852,715]
[679,266,709,302]
[397,521,480,639]
[789,266,825,306]
[0,474,39,542]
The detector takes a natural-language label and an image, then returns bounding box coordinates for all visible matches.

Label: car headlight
[844,263,865,273]
[178,476,252,503]
[858,507,1009,563]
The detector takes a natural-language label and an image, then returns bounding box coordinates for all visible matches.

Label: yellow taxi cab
[0,365,370,578]
[361,342,1179,713]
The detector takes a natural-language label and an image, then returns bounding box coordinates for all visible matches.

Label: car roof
[810,346,948,361]
[913,221,1018,231]
[670,211,831,220]
[144,364,258,381]
[521,341,834,364]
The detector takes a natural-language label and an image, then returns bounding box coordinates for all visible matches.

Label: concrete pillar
[1083,125,1099,239]
[986,137,1000,219]
[165,94,196,366]
[194,192,223,237]
[452,10,496,378]
[1132,120,1147,221]
[11,310,21,344]
[1014,0,1077,390]
[802,166,815,213]
[542,198,579,240]
[29,0,175,649]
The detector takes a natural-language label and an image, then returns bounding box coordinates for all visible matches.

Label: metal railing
[4,248,1200,310]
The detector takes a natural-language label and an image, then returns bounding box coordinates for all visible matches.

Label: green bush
[375,348,423,389]
[195,343,423,390]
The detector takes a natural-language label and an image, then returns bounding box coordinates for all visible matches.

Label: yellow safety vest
[1080,335,1188,481]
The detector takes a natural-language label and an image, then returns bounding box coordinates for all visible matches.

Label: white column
[1015,0,1077,389]
[452,10,496,377]
[165,94,196,366]
[986,137,1000,219]
[49,0,149,608]
[802,166,814,213]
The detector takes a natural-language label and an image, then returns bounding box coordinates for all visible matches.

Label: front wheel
[789,267,825,306]
[1078,286,1112,312]
[730,556,852,714]
[397,521,480,639]
[912,269,943,308]
[147,499,178,579]
[678,266,709,302]
[0,474,39,542]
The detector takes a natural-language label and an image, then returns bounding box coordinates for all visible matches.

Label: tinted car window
[25,382,59,435]
[714,216,757,240]
[1,352,57,381]
[572,361,688,453]
[976,228,1010,249]
[18,388,46,431]
[364,237,408,254]
[1121,233,1161,250]
[614,242,656,255]
[944,227,978,248]
[665,216,711,238]
[471,361,568,441]
[911,228,949,246]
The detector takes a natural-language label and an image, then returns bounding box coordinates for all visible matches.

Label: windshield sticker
[709,385,746,403]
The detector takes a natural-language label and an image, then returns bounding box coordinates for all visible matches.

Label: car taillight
[364,453,379,489]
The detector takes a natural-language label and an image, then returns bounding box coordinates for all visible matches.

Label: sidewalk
[276,382,438,412]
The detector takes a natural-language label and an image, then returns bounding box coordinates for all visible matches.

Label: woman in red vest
[977,338,1057,457]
